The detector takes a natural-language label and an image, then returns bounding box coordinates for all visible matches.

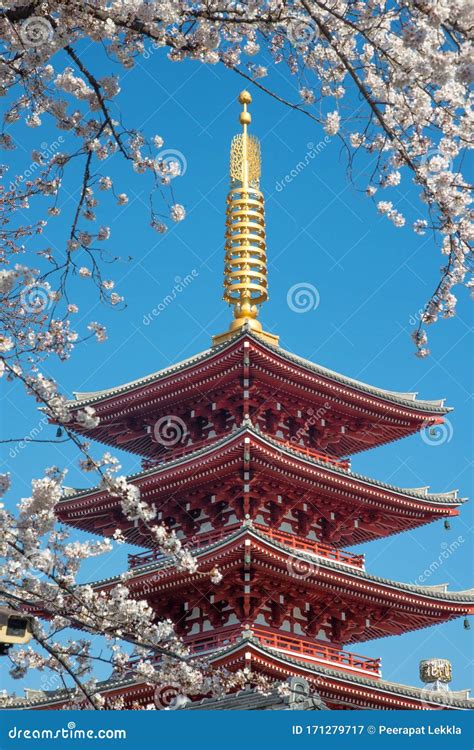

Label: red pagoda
[22,92,474,711]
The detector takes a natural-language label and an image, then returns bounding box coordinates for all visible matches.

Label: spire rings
[224,186,268,307]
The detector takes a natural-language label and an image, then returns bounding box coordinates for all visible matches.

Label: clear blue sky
[1,43,473,699]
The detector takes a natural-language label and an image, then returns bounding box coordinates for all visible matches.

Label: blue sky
[1,43,473,699]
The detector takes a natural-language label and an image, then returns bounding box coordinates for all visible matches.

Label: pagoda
[26,92,473,711]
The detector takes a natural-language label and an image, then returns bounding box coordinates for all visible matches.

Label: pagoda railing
[184,627,241,654]
[183,627,380,677]
[249,627,381,676]
[280,440,351,470]
[127,626,380,678]
[141,435,218,469]
[128,523,365,569]
[252,524,364,568]
[141,431,350,472]
[127,526,241,567]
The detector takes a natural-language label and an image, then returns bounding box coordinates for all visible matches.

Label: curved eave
[5,636,474,710]
[70,344,215,405]
[7,638,472,711]
[254,428,464,508]
[93,526,474,614]
[66,331,449,415]
[57,425,465,513]
[5,638,472,712]
[253,333,448,412]
[209,639,473,710]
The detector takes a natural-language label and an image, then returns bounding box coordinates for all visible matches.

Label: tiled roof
[68,330,448,413]
[178,680,326,710]
[90,522,474,606]
[58,422,464,508]
[3,640,471,710]
[232,637,474,709]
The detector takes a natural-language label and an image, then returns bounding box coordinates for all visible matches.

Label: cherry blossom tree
[0,0,472,707]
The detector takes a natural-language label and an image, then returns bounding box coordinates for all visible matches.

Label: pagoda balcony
[140,433,351,473]
[279,439,351,471]
[185,626,381,678]
[127,523,365,570]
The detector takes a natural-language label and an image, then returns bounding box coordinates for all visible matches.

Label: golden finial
[212,91,279,347]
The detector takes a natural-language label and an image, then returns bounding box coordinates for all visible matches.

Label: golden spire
[212,91,279,347]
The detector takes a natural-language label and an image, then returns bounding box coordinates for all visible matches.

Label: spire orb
[238,90,252,104]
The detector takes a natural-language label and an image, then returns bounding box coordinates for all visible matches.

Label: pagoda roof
[93,522,474,608]
[0,684,326,712]
[5,636,472,711]
[89,525,474,648]
[205,637,474,710]
[176,682,327,710]
[57,424,464,533]
[59,423,462,508]
[68,330,448,414]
